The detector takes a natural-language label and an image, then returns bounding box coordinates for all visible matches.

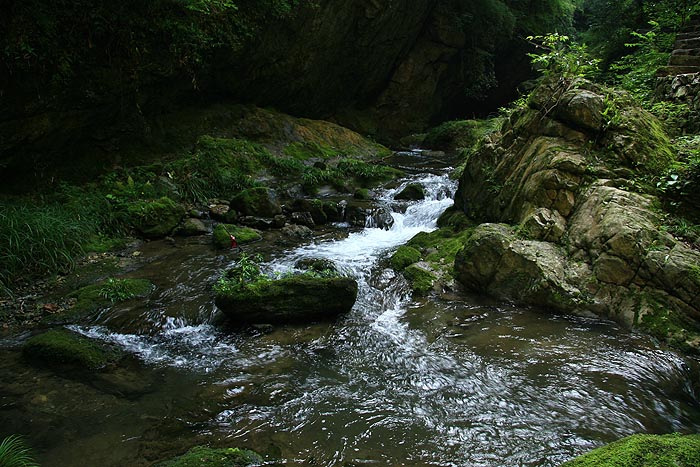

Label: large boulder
[214,261,358,324]
[229,187,282,218]
[127,197,186,239]
[452,76,700,353]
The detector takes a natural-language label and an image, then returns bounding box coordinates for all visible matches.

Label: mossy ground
[22,328,122,370]
[155,446,263,467]
[561,433,700,467]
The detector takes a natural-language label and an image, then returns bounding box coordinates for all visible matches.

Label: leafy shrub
[527,33,600,79]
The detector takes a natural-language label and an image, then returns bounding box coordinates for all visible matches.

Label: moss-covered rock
[178,217,209,236]
[51,278,153,323]
[560,433,700,467]
[403,263,436,296]
[395,183,425,201]
[155,446,263,467]
[23,328,122,371]
[390,246,422,271]
[230,187,282,218]
[214,270,358,325]
[127,197,186,238]
[212,224,262,249]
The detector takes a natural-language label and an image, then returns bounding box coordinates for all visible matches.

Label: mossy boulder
[215,271,358,325]
[390,246,422,271]
[178,217,209,236]
[230,187,282,218]
[213,224,262,249]
[156,446,263,467]
[23,328,122,371]
[395,183,425,201]
[561,433,700,467]
[402,263,436,296]
[127,197,186,238]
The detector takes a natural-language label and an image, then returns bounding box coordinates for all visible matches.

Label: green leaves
[0,435,39,467]
[526,33,600,78]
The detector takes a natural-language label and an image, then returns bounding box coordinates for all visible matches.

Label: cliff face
[452,76,700,354]
[0,0,537,188]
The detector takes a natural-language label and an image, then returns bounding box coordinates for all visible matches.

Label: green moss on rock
[636,300,700,355]
[213,224,262,249]
[156,446,263,467]
[561,433,700,467]
[23,328,122,370]
[215,270,358,324]
[127,196,186,238]
[55,278,153,323]
[229,187,282,217]
[403,264,436,296]
[390,246,422,271]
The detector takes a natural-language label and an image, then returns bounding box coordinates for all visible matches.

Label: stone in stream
[214,257,358,325]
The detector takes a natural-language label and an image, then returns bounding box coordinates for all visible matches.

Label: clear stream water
[1,159,699,467]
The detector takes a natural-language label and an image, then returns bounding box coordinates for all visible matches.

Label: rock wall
[453,76,700,353]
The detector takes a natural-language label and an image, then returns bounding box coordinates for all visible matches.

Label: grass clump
[0,435,39,467]
[561,433,700,467]
[155,446,262,467]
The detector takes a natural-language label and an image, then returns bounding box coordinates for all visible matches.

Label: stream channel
[1,153,700,466]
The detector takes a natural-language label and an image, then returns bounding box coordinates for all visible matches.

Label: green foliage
[1,0,298,98]
[608,21,673,101]
[98,278,146,302]
[657,136,700,212]
[0,435,39,467]
[214,253,266,294]
[527,33,600,78]
[0,186,116,293]
[561,433,700,467]
[155,446,263,467]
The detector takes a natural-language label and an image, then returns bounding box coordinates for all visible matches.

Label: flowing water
[1,159,700,467]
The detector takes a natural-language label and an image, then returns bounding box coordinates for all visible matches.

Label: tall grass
[0,186,116,294]
[0,435,39,467]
